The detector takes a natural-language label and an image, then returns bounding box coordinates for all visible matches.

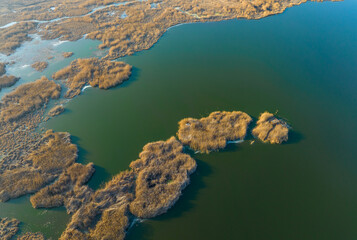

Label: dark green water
[2,0,357,239]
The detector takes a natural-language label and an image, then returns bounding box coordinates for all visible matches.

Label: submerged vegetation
[52,58,132,98]
[252,112,289,144]
[177,111,252,153]
[17,232,45,240]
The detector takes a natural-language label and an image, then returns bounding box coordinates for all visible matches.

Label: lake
[1,0,357,239]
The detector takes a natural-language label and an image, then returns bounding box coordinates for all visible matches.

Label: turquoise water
[2,0,357,239]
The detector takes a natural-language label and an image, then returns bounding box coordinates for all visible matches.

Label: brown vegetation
[31,61,48,72]
[48,105,64,117]
[60,170,135,240]
[252,112,289,144]
[0,0,127,26]
[0,130,78,202]
[0,218,20,240]
[61,137,196,239]
[30,163,94,212]
[177,111,252,153]
[0,63,5,76]
[130,137,197,218]
[0,75,20,90]
[62,52,74,58]
[0,22,37,55]
[17,232,45,240]
[0,0,338,57]
[28,130,78,174]
[0,77,61,122]
[52,58,132,98]
[0,62,20,90]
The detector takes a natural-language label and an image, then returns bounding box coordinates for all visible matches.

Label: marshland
[0,0,356,240]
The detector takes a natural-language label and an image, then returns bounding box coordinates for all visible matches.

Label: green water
[2,0,357,239]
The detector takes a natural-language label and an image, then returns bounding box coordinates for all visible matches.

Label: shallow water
[1,0,357,239]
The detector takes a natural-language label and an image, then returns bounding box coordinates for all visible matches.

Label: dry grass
[252,112,289,144]
[30,163,94,210]
[61,137,196,239]
[0,75,19,90]
[31,62,48,72]
[0,168,52,202]
[62,52,74,58]
[177,111,252,153]
[0,77,61,122]
[52,58,132,98]
[60,170,135,240]
[37,0,334,60]
[0,62,20,90]
[17,232,45,240]
[129,136,197,218]
[89,205,129,240]
[48,105,64,117]
[29,130,77,174]
[0,130,79,202]
[0,63,5,76]
[0,218,20,240]
[0,22,37,55]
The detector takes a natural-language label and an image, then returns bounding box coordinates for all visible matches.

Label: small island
[48,105,65,117]
[52,58,132,98]
[252,112,289,144]
[177,111,252,153]
[31,61,48,72]
[0,62,19,91]
[62,52,74,58]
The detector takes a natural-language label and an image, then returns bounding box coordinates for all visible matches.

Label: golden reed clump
[0,77,61,122]
[177,111,252,153]
[0,76,19,90]
[48,105,65,117]
[0,22,37,55]
[61,137,196,239]
[17,232,45,240]
[60,170,135,240]
[0,62,19,90]
[0,130,78,202]
[31,61,48,72]
[0,217,20,240]
[30,163,94,211]
[52,58,132,98]
[62,52,74,58]
[252,112,289,144]
[129,136,197,218]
